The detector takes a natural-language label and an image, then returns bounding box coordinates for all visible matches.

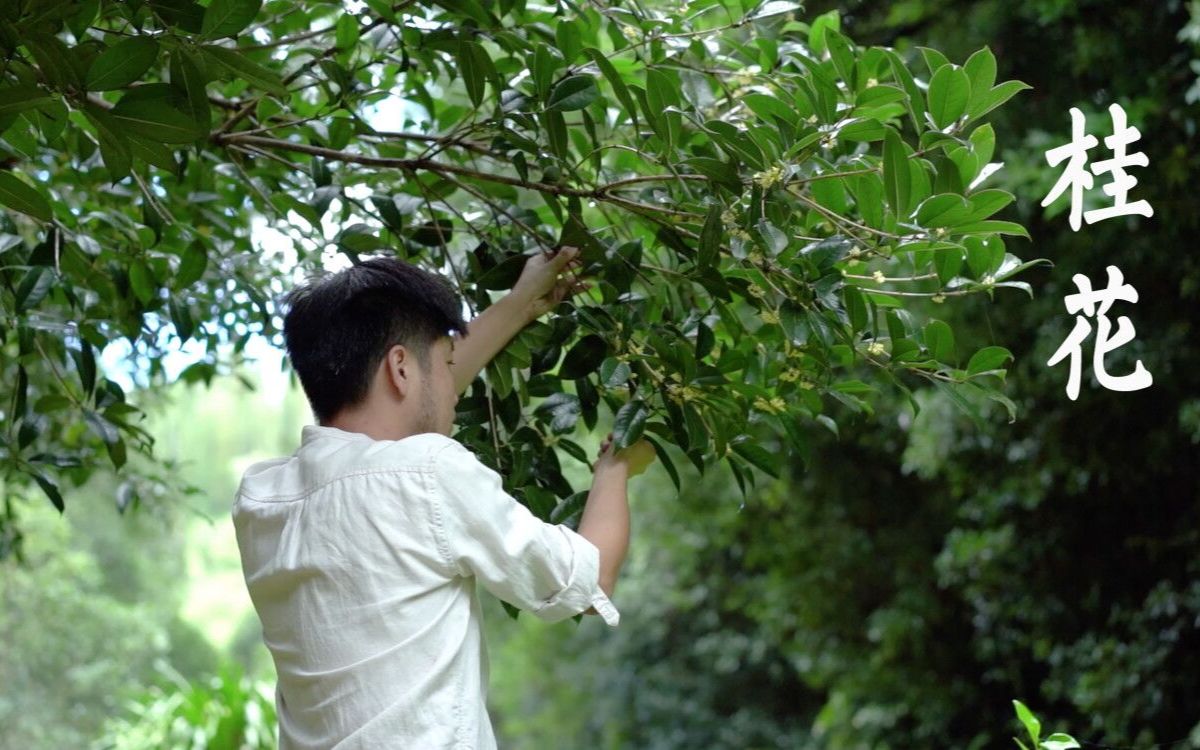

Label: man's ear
[384,344,411,396]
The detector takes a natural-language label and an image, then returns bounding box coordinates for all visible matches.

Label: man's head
[280,256,469,440]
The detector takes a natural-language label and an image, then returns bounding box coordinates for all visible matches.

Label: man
[232,246,655,749]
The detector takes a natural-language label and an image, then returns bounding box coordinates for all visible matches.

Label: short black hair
[280,256,469,425]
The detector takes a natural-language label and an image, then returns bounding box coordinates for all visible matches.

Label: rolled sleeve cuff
[531,526,620,627]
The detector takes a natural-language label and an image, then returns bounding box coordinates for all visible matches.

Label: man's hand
[509,245,591,322]
[597,431,657,478]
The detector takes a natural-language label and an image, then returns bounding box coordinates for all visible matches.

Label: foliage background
[1,0,1198,749]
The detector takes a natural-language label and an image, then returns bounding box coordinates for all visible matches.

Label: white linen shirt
[232,424,619,750]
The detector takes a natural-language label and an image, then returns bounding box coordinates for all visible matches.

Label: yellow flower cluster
[730,227,753,242]
[752,164,786,189]
[753,395,789,415]
[866,341,887,356]
[747,283,767,298]
[733,67,758,87]
[866,77,879,88]
[981,274,995,286]
[872,270,886,283]
[666,383,703,404]
[847,245,864,260]
[931,293,946,304]
[758,309,780,324]
[721,209,738,227]
[621,25,641,42]
[777,369,816,386]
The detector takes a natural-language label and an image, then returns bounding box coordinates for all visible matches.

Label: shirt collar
[301,424,375,446]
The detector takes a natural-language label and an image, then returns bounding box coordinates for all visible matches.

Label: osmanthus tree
[0,0,1042,559]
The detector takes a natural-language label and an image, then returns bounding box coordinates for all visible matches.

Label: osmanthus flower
[753,395,789,415]
[752,164,787,189]
[866,341,887,357]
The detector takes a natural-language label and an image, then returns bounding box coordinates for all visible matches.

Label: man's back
[232,424,618,750]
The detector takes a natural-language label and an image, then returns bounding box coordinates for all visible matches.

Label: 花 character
[1046,264,1153,400]
[1041,103,1154,231]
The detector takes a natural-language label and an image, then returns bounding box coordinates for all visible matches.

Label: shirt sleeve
[427,440,620,627]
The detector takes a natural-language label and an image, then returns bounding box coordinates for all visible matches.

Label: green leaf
[555,19,582,66]
[14,265,54,312]
[1012,700,1041,745]
[885,50,926,132]
[1041,733,1082,750]
[954,220,1030,239]
[128,135,179,173]
[112,89,206,143]
[169,48,213,131]
[544,75,598,112]
[970,122,996,164]
[994,280,1033,298]
[613,398,649,450]
[0,85,56,117]
[923,319,955,363]
[458,39,495,109]
[175,240,208,289]
[82,104,132,181]
[733,440,781,479]
[534,392,580,434]
[29,468,65,513]
[843,284,867,332]
[756,218,788,255]
[201,0,262,39]
[335,13,360,53]
[963,47,997,117]
[169,296,194,342]
[995,256,1054,282]
[698,203,723,269]
[25,33,81,91]
[129,259,156,303]
[967,80,1033,123]
[599,357,631,388]
[918,46,951,75]
[200,44,288,97]
[584,47,638,130]
[967,345,1013,376]
[964,189,1013,222]
[934,245,964,284]
[85,37,160,90]
[642,434,680,493]
[559,334,607,378]
[935,379,986,431]
[70,340,96,398]
[686,157,742,191]
[0,172,52,221]
[84,408,121,444]
[882,126,911,218]
[150,0,206,32]
[915,193,972,228]
[839,118,885,142]
[824,27,856,85]
[927,64,970,129]
[806,9,839,55]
